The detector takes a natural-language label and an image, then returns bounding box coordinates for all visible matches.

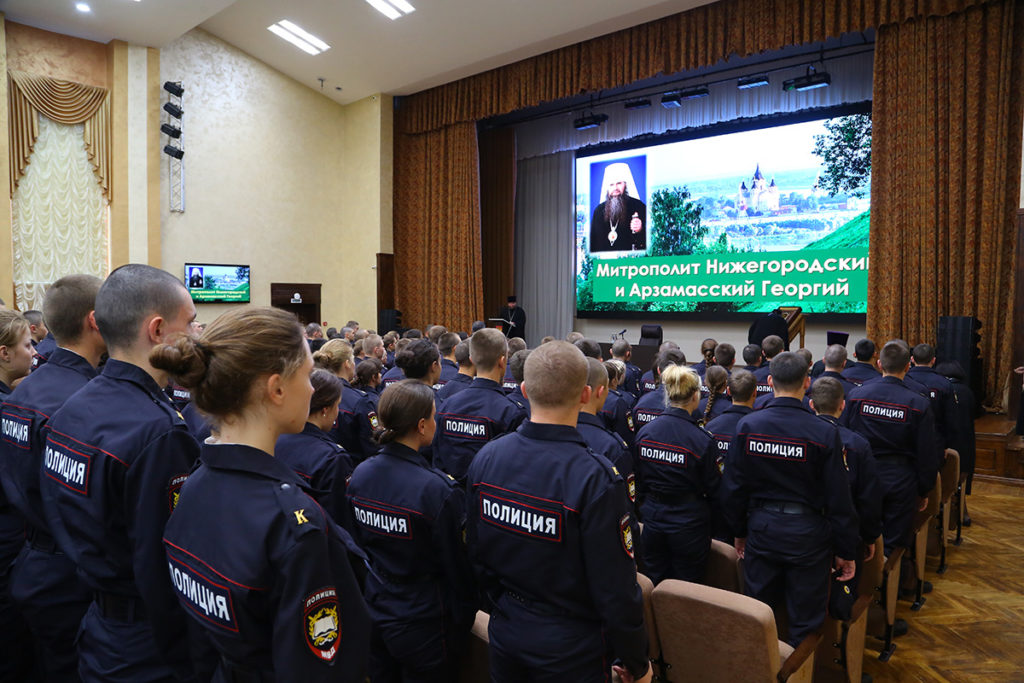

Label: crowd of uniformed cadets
[0,266,978,682]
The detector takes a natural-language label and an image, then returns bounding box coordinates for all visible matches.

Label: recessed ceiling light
[267,20,330,56]
[388,0,416,14]
[364,0,415,20]
[75,2,91,12]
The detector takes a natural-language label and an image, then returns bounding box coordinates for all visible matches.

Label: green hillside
[802,210,870,250]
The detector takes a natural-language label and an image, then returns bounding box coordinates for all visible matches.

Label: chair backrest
[704,539,743,593]
[941,449,960,502]
[639,324,663,346]
[458,611,490,683]
[637,572,661,661]
[652,579,780,682]
[859,535,885,598]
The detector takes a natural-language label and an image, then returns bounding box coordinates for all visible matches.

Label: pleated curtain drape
[868,0,1024,407]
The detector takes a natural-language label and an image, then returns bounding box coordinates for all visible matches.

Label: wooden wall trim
[107,39,129,268]
[0,15,14,306]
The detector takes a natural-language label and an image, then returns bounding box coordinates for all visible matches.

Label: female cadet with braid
[346,379,476,681]
[155,307,370,681]
[696,365,731,426]
[633,364,720,584]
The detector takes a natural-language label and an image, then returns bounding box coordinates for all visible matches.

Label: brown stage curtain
[396,0,991,135]
[868,0,1024,407]
[8,70,110,199]
[393,122,484,331]
[479,127,517,324]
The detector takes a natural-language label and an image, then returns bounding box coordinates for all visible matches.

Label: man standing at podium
[499,296,526,342]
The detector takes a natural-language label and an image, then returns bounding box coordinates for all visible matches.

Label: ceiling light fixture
[163,145,185,160]
[737,74,770,89]
[623,98,652,110]
[75,2,91,12]
[163,81,184,97]
[267,21,330,55]
[678,85,710,100]
[365,0,415,20]
[573,113,608,131]
[783,65,831,91]
[160,123,181,139]
[661,93,682,108]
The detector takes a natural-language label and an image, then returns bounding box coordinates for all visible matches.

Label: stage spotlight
[163,81,184,97]
[661,93,682,108]
[623,98,652,110]
[783,66,831,91]
[163,145,185,160]
[573,113,608,130]
[160,123,181,139]
[737,74,770,89]
[678,85,709,99]
[163,102,184,119]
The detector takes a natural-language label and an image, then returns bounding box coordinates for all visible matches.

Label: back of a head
[508,337,527,355]
[340,327,353,339]
[150,306,306,423]
[660,341,680,353]
[438,332,460,356]
[42,274,103,345]
[376,380,436,444]
[365,333,383,353]
[22,310,43,327]
[309,368,344,414]
[769,351,808,392]
[394,337,412,354]
[565,331,585,345]
[575,338,602,359]
[471,320,486,333]
[656,348,687,377]
[427,325,447,345]
[714,343,735,368]
[354,329,369,342]
[457,331,469,341]
[470,328,507,372]
[305,322,322,338]
[854,338,876,361]
[761,335,784,359]
[604,359,624,384]
[395,338,439,379]
[704,365,728,394]
[584,356,608,391]
[795,348,813,368]
[540,335,555,345]
[454,340,472,366]
[879,340,911,374]
[700,338,717,359]
[611,339,630,358]
[662,365,701,405]
[326,327,338,339]
[402,329,422,339]
[911,343,935,365]
[728,369,757,403]
[810,376,844,415]
[355,357,383,387]
[510,349,530,384]
[95,264,188,351]
[312,338,353,374]
[346,320,359,329]
[742,344,762,365]
[823,344,848,371]
[524,341,586,409]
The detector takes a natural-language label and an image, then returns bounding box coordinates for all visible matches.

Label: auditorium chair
[909,474,941,611]
[813,536,880,682]
[865,536,903,662]
[651,580,818,682]
[637,573,664,677]
[928,449,960,574]
[458,611,490,683]
[951,468,970,546]
[639,324,663,347]
[703,538,744,593]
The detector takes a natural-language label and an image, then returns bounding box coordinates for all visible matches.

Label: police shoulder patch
[368,412,380,430]
[626,472,636,503]
[304,587,340,663]
[168,473,188,512]
[620,514,634,559]
[626,411,635,431]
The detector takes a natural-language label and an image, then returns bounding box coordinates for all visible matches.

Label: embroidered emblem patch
[626,473,636,502]
[304,588,340,662]
[620,514,634,559]
[368,412,380,430]
[626,412,635,431]
[168,474,188,512]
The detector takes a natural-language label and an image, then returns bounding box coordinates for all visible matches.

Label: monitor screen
[185,263,251,303]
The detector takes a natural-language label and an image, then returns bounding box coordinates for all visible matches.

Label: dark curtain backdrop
[479,127,517,325]
[868,0,1024,407]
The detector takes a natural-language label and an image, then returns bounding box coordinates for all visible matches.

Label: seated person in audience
[713,342,735,374]
[634,365,720,584]
[936,360,977,520]
[395,338,442,400]
[354,357,383,402]
[437,332,462,388]
[741,343,762,372]
[611,339,643,400]
[427,325,447,346]
[362,333,385,367]
[578,358,637,517]
[722,352,858,647]
[842,338,881,386]
[506,349,531,415]
[382,331,398,367]
[402,329,422,339]
[471,321,486,334]
[347,380,476,681]
[21,309,48,349]
[696,365,731,425]
[307,322,327,352]
[691,338,717,377]
[275,369,356,531]
[315,339,379,463]
[633,348,686,428]
[601,359,636,444]
[466,341,651,683]
[640,341,681,395]
[808,344,858,399]
[753,335,784,394]
[382,338,412,387]
[502,337,527,393]
[437,340,475,401]
[574,338,602,360]
[434,329,525,484]
[565,331,585,345]
[907,343,957,450]
[705,369,757,543]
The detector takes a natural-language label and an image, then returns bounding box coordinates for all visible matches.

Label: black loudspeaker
[936,316,984,411]
[378,309,403,335]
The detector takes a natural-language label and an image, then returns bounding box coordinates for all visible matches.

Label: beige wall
[159,29,391,327]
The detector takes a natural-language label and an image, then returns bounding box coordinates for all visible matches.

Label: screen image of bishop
[188,266,204,288]
[589,156,647,254]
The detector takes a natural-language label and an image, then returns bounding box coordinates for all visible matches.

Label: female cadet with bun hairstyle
[346,379,476,681]
[153,306,370,682]
[633,364,720,584]
[313,339,379,462]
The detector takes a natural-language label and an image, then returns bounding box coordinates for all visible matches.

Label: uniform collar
[879,375,906,387]
[576,411,605,429]
[817,414,840,426]
[202,442,307,487]
[663,406,698,422]
[517,420,587,446]
[302,421,337,444]
[724,404,753,415]
[743,365,759,372]
[821,370,845,380]
[908,365,936,376]
[378,441,430,468]
[442,358,458,369]
[767,396,809,410]
[48,347,99,380]
[0,380,10,395]
[470,377,503,392]
[102,358,171,401]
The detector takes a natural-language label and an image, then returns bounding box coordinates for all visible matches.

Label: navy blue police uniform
[507,384,531,417]
[331,378,379,463]
[466,421,648,682]
[501,365,518,394]
[166,382,192,411]
[347,441,476,681]
[381,365,405,388]
[437,358,459,388]
[436,372,472,401]
[695,392,732,425]
[433,377,526,483]
[842,361,881,386]
[634,407,720,584]
[906,365,958,449]
[163,442,370,682]
[754,391,811,411]
[30,332,57,370]
[753,365,774,400]
[0,348,96,680]
[181,400,212,442]
[385,349,396,369]
[632,384,666,429]
[600,387,636,446]
[622,361,642,400]
[842,376,939,554]
[722,396,858,646]
[691,359,712,378]
[705,404,754,542]
[810,358,855,378]
[39,359,209,682]
[276,422,356,533]
[817,415,883,546]
[639,370,657,395]
[577,411,637,515]
[808,370,857,400]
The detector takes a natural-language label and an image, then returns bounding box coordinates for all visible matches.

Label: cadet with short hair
[633,348,686,428]
[1,274,104,681]
[754,335,785,383]
[466,341,651,682]
[381,337,411,386]
[574,338,603,360]
[600,359,636,445]
[741,344,762,371]
[40,264,209,681]
[611,339,642,399]
[577,358,637,513]
[722,351,858,646]
[843,338,881,386]
[506,349,531,414]
[713,342,736,372]
[502,337,528,393]
[907,343,957,449]
[634,365,720,584]
[437,340,475,401]
[808,344,858,398]
[705,369,757,542]
[434,329,526,483]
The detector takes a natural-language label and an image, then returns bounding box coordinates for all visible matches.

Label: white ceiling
[1,0,714,105]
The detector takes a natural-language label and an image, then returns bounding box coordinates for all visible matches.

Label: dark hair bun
[150,335,208,387]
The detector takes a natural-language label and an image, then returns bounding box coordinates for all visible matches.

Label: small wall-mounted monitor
[185,263,250,303]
